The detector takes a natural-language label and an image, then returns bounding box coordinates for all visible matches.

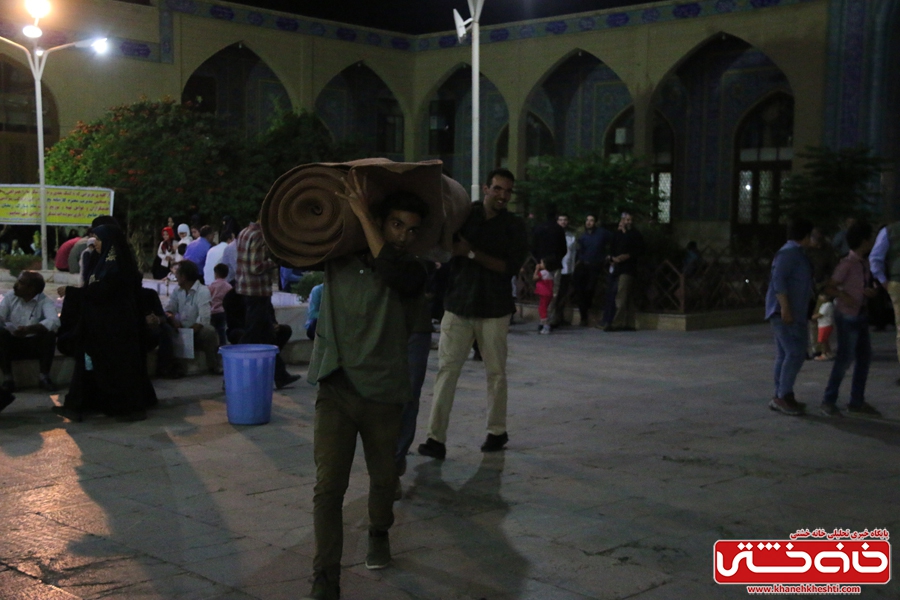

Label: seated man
[0,271,61,400]
[165,261,220,375]
[139,287,177,378]
[222,288,297,387]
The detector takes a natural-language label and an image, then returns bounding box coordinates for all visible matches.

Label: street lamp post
[453,0,486,201]
[0,0,106,270]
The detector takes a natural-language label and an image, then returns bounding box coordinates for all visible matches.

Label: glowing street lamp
[453,0,486,201]
[0,0,106,270]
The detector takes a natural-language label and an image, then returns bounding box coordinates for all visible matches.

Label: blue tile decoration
[490,28,510,42]
[209,5,234,20]
[673,4,702,19]
[167,0,197,14]
[276,17,299,32]
[336,28,357,42]
[642,8,661,23]
[119,41,153,58]
[391,37,411,50]
[606,13,629,27]
[656,40,791,221]
[715,0,737,12]
[93,0,816,67]
[418,71,508,192]
[316,64,408,164]
[546,21,568,35]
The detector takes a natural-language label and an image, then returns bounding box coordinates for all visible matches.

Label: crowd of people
[528,208,645,332]
[1,169,898,600]
[0,213,301,419]
[765,216,893,418]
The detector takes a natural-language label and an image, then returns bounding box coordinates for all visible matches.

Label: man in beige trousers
[417,168,529,460]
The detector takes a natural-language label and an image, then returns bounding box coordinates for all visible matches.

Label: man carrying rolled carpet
[304,172,430,600]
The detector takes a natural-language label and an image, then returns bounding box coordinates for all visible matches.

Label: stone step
[5,339,315,391]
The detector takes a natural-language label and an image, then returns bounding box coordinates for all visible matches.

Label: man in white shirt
[0,271,61,399]
[165,261,220,374]
[550,213,577,328]
[203,229,232,285]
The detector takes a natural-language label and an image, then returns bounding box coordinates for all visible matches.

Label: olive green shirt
[308,245,428,404]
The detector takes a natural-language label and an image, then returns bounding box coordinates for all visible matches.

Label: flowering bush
[45,99,357,243]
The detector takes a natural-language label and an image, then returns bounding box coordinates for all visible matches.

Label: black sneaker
[275,374,302,390]
[304,572,339,600]
[365,530,391,570]
[417,438,446,460]
[847,402,882,417]
[481,432,509,452]
[820,403,843,417]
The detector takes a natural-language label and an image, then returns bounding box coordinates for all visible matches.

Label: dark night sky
[228,1,649,35]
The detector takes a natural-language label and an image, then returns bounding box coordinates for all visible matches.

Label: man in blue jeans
[820,221,882,417]
[765,218,815,415]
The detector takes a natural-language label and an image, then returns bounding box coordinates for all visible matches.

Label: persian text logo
[714,530,890,585]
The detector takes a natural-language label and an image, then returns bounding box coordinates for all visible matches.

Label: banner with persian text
[0,186,114,225]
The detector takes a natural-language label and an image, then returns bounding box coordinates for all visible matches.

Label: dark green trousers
[313,370,403,580]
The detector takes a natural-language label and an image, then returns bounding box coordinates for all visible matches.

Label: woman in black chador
[54,224,157,421]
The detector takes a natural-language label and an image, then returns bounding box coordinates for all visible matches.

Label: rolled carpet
[261,158,471,267]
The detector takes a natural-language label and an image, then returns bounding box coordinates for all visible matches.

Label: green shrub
[516,153,662,224]
[293,271,324,301]
[2,255,42,277]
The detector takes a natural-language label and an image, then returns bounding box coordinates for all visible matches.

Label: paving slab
[0,323,898,599]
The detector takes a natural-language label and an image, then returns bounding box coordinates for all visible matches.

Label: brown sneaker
[769,396,801,416]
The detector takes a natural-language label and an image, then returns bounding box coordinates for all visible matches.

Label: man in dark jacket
[606,210,644,331]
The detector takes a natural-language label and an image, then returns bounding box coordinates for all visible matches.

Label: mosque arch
[523,49,632,158]
[181,42,292,140]
[415,62,473,128]
[0,54,59,183]
[650,32,794,235]
[314,61,406,159]
[732,92,794,235]
[419,65,509,191]
[651,31,795,101]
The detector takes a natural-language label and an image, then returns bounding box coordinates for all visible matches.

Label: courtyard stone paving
[0,323,898,599]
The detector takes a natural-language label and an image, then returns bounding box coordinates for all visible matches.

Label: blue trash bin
[219,344,279,425]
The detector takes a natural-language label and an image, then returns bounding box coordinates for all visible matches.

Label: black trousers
[240,295,290,380]
[0,329,56,376]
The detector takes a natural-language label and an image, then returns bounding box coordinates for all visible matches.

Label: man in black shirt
[606,210,644,331]
[418,168,528,459]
